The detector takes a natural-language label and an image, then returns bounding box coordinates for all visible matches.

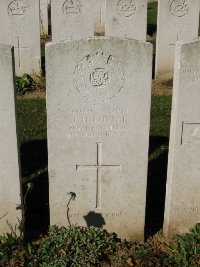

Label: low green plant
[16,74,33,95]
[32,226,120,267]
[130,224,200,266]
[0,224,200,267]
[0,233,23,266]
[166,223,200,266]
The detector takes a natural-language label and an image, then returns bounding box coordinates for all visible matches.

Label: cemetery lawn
[1,96,199,266]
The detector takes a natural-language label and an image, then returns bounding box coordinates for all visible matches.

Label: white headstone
[94,0,105,36]
[155,0,200,78]
[51,0,94,41]
[40,0,49,35]
[105,0,147,41]
[164,38,200,238]
[0,45,22,234]
[46,37,152,241]
[0,0,41,76]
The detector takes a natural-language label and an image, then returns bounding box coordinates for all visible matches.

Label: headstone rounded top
[116,0,137,17]
[170,0,189,17]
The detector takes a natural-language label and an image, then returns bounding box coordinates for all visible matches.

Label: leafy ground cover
[0,224,199,266]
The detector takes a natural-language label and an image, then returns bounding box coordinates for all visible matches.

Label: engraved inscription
[170,0,189,17]
[8,0,28,16]
[63,108,129,138]
[62,0,82,15]
[181,123,200,145]
[74,48,125,103]
[172,201,200,213]
[69,211,127,219]
[116,0,137,17]
[76,143,121,209]
[182,69,200,81]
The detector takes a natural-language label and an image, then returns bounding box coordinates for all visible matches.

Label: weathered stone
[0,45,22,234]
[105,0,147,41]
[164,39,200,237]
[155,0,199,78]
[51,0,94,41]
[0,0,41,76]
[40,0,48,35]
[46,37,152,241]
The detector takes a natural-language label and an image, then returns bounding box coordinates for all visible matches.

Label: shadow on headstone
[84,211,106,228]
[20,140,49,241]
[145,135,169,240]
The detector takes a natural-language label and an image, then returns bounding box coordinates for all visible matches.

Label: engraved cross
[99,6,103,27]
[14,37,28,67]
[169,34,180,47]
[76,143,121,209]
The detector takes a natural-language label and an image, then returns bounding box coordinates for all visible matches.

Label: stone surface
[155,0,199,78]
[51,0,94,41]
[40,0,48,35]
[94,0,105,35]
[105,0,147,41]
[0,0,41,76]
[0,45,22,234]
[164,39,200,238]
[46,37,152,241]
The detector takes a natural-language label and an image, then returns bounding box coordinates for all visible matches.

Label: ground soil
[152,79,172,96]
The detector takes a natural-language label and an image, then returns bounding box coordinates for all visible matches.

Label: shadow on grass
[145,135,169,240]
[20,140,49,241]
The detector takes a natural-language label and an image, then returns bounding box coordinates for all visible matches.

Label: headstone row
[0,2,200,240]
[51,0,147,41]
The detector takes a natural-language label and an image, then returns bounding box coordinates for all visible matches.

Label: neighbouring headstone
[0,0,41,76]
[105,0,147,41]
[40,0,48,35]
[46,37,152,241]
[94,0,105,36]
[0,45,22,234]
[164,39,200,238]
[51,0,94,41]
[155,0,199,78]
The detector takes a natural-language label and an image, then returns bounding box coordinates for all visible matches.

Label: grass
[147,2,158,27]
[17,99,47,144]
[147,2,157,36]
[150,96,172,138]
